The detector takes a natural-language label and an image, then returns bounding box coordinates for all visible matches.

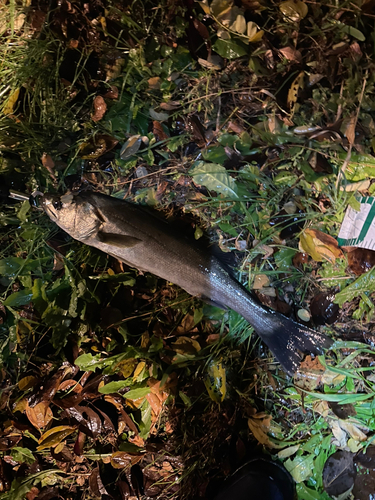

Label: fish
[41,191,332,374]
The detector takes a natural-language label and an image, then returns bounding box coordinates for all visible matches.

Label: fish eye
[53,200,63,210]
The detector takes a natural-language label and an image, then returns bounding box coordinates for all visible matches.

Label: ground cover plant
[1,0,375,498]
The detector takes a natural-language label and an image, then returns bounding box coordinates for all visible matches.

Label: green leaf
[336,22,365,41]
[75,353,104,369]
[0,257,24,277]
[213,39,248,59]
[139,400,152,439]
[202,145,228,163]
[274,248,297,271]
[296,483,326,500]
[123,386,150,400]
[284,454,314,483]
[334,266,375,307]
[4,289,33,307]
[99,380,130,394]
[190,161,239,199]
[11,447,35,465]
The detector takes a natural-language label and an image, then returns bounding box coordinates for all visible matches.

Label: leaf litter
[1,0,375,498]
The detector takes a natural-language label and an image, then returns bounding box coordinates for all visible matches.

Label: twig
[335,74,367,190]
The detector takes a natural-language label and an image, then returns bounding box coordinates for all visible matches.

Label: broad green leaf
[190,161,239,199]
[336,22,365,41]
[340,152,375,181]
[0,257,24,277]
[123,386,151,400]
[11,447,35,465]
[75,353,107,370]
[274,248,296,271]
[139,400,152,439]
[213,39,247,59]
[202,145,228,163]
[334,266,375,307]
[4,289,33,307]
[284,454,314,483]
[296,483,325,500]
[98,380,130,394]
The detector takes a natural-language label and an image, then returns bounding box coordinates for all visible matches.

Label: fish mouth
[41,194,60,220]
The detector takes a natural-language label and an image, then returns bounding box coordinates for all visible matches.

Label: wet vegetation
[1,0,375,498]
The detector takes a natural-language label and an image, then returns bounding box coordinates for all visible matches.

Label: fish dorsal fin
[97,231,141,248]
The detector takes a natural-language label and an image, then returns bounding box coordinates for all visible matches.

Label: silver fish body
[42,191,331,374]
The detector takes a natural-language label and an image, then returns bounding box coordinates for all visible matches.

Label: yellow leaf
[299,228,343,263]
[211,0,232,18]
[3,88,20,115]
[204,359,227,403]
[279,0,308,21]
[114,358,137,378]
[133,361,146,382]
[247,21,263,42]
[26,401,53,430]
[248,412,278,448]
[198,1,211,15]
[287,71,304,117]
[18,376,37,391]
[37,425,77,450]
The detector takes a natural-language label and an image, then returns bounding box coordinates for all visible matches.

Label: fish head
[42,192,102,240]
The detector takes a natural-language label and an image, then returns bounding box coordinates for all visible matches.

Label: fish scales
[42,191,332,374]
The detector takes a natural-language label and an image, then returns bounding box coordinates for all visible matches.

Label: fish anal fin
[97,231,141,248]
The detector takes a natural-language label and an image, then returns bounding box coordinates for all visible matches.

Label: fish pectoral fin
[97,231,142,248]
[201,296,228,310]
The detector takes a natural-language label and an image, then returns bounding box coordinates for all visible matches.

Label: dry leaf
[339,420,368,442]
[299,228,343,263]
[247,21,264,42]
[172,336,201,354]
[330,419,348,448]
[248,412,277,448]
[345,113,357,146]
[252,274,270,290]
[91,96,107,122]
[148,77,161,90]
[37,425,77,450]
[26,401,53,430]
[279,46,302,63]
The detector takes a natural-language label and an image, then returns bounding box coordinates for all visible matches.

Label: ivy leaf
[4,289,33,307]
[190,161,239,199]
[213,39,247,59]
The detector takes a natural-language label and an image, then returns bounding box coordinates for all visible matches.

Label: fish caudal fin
[254,312,332,375]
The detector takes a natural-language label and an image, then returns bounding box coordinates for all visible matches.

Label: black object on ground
[210,457,295,500]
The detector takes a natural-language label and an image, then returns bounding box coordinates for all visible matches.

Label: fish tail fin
[253,312,332,375]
